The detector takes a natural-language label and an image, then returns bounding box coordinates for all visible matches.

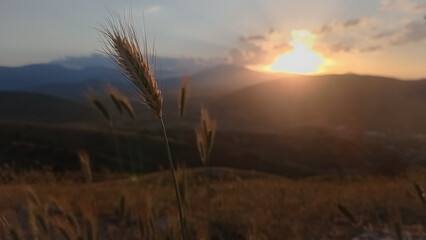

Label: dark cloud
[326,43,354,53]
[390,20,426,44]
[316,18,373,34]
[360,45,383,52]
[344,19,362,27]
[240,35,266,42]
[372,30,396,39]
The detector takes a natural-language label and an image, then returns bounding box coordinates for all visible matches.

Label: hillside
[159,64,286,96]
[215,74,426,134]
[0,91,100,123]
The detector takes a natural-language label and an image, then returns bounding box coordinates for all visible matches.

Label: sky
[0,0,425,79]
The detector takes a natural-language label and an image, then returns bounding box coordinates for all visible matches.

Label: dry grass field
[0,167,426,239]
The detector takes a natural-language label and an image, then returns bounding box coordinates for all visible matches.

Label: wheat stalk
[99,12,187,240]
[87,92,124,171]
[195,108,216,165]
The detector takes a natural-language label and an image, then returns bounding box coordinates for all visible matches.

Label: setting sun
[268,29,325,74]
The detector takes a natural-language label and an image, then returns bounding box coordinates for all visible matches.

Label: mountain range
[1,62,426,135]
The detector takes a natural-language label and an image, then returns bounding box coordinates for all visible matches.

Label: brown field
[0,167,426,239]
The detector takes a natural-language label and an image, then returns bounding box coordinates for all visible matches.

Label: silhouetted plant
[195,108,216,165]
[99,12,187,240]
[179,76,189,117]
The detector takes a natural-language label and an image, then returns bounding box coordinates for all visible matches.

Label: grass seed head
[336,203,357,225]
[87,93,110,121]
[179,76,189,117]
[105,84,135,119]
[78,150,92,183]
[195,108,216,164]
[414,182,426,206]
[99,13,162,117]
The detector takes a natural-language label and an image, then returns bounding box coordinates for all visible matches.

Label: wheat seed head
[179,76,189,117]
[86,92,110,121]
[99,13,162,117]
[105,84,135,119]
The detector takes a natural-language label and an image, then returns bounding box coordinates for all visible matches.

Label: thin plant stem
[109,120,123,172]
[159,116,187,240]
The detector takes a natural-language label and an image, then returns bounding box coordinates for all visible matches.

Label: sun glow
[268,29,325,74]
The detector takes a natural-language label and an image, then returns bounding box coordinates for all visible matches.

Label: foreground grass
[1,167,426,239]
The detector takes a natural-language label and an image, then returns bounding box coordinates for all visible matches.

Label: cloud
[389,20,426,44]
[370,20,426,46]
[239,35,266,42]
[146,5,162,13]
[313,18,379,54]
[228,29,290,66]
[315,16,426,54]
[380,0,426,13]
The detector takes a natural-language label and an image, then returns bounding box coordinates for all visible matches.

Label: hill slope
[0,91,100,123]
[216,74,426,133]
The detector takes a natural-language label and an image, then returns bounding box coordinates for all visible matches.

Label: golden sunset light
[268,29,326,74]
[2,1,426,239]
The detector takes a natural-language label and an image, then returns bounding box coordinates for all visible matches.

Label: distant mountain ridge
[2,62,426,135]
[0,63,281,101]
[0,64,125,90]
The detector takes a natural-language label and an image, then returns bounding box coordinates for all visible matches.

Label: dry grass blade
[179,76,189,117]
[336,203,357,225]
[116,195,129,225]
[414,182,426,206]
[394,222,404,240]
[84,217,96,240]
[98,13,162,117]
[58,226,72,240]
[0,216,22,240]
[195,108,216,164]
[177,164,188,206]
[35,211,49,236]
[78,150,92,183]
[27,201,40,239]
[25,186,41,207]
[65,212,80,235]
[137,212,145,239]
[9,228,22,240]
